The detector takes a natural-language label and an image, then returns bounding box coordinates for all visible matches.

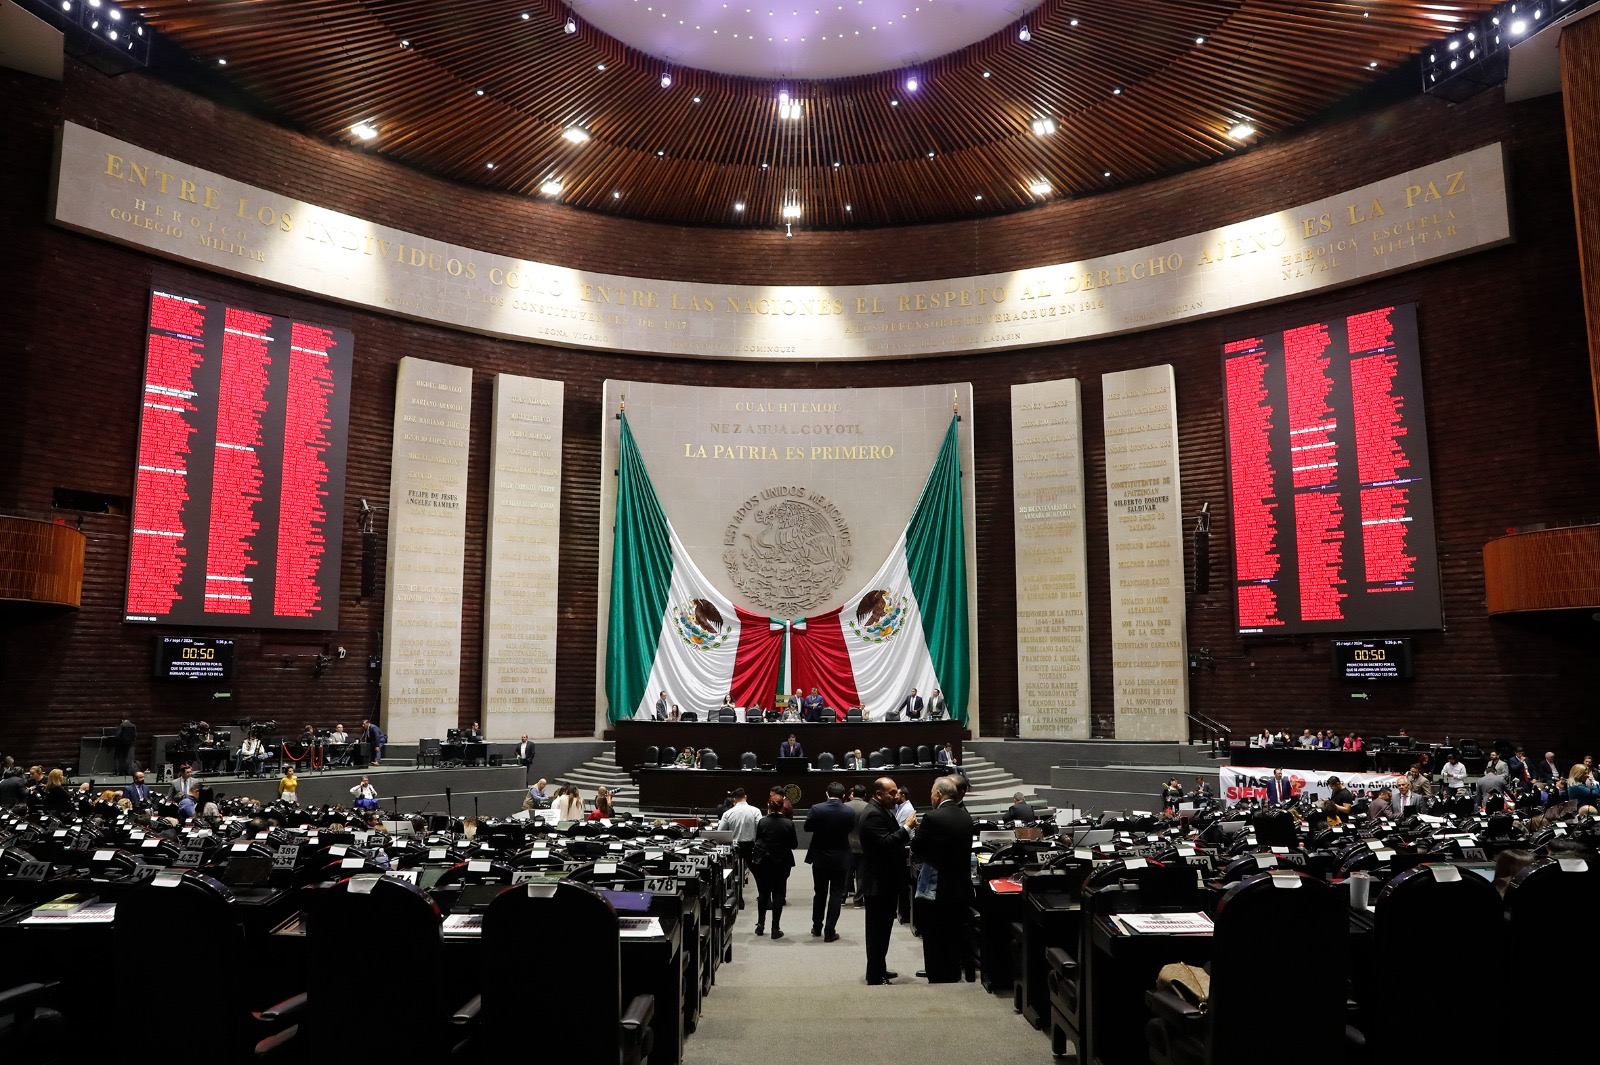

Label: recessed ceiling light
[475,88,485,96]
[1112,87,1122,95]
[539,179,563,195]
[734,201,745,212]
[833,161,841,168]
[597,63,606,71]
[1029,180,1051,195]
[1018,24,1030,41]
[486,162,495,169]
[217,57,227,65]
[1195,35,1205,44]
[563,128,590,144]
[1368,60,1379,68]
[982,71,991,78]
[400,39,410,47]
[974,194,983,201]
[613,190,621,199]
[1031,118,1056,136]
[351,122,378,141]
[927,150,936,158]
[693,95,703,103]
[890,99,899,106]
[657,150,666,157]
[1227,122,1255,140]
[845,204,852,212]
[520,11,529,19]
[1103,170,1112,178]
[1070,17,1078,26]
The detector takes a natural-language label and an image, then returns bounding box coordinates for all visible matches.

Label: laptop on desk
[222,854,276,902]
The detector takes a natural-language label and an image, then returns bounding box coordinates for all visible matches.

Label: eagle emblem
[847,589,906,644]
[673,598,731,651]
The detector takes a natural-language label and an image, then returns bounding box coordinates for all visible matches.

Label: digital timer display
[153,636,236,681]
[1331,638,1413,681]
[125,288,353,630]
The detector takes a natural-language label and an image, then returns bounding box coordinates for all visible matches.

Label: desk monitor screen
[1071,827,1115,848]
[776,756,811,773]
[417,866,451,893]
[1218,821,1247,837]
[601,889,653,913]
[701,830,736,845]
[223,854,272,887]
[456,883,505,912]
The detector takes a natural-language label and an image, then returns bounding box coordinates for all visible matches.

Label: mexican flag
[791,416,970,724]
[605,415,783,722]
[605,414,969,725]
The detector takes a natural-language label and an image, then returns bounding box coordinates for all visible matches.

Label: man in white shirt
[1442,754,1468,791]
[717,787,762,863]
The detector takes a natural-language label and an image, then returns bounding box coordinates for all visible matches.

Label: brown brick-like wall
[1,60,1596,766]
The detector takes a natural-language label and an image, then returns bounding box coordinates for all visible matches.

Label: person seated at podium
[674,746,698,768]
[1298,729,1316,748]
[328,724,349,745]
[779,734,805,759]
[935,743,956,770]
[846,748,867,771]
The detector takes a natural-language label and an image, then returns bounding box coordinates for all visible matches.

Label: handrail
[1184,712,1230,755]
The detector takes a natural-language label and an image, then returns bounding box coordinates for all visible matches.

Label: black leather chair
[719,708,738,723]
[680,711,699,722]
[740,751,758,770]
[815,752,835,771]
[465,880,654,1063]
[113,872,286,1057]
[1505,855,1600,992]
[1367,863,1502,1055]
[1146,871,1354,1065]
[0,981,64,1061]
[260,876,472,1063]
[867,751,886,768]
[643,745,659,766]
[916,744,933,764]
[898,745,916,766]
[844,707,863,722]
[661,747,677,765]
[699,749,719,770]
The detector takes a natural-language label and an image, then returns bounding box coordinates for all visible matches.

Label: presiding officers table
[612,720,967,769]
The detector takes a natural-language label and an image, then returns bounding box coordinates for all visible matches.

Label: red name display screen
[125,289,353,629]
[1222,303,1441,636]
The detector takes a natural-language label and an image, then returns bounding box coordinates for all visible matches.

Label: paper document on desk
[618,916,664,938]
[1112,912,1213,935]
[442,914,484,937]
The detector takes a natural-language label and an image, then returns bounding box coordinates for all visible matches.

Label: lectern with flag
[605,411,970,725]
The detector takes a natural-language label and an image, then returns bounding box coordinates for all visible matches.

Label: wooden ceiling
[130,0,1500,229]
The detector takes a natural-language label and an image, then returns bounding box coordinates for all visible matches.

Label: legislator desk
[637,766,948,810]
[613,719,966,771]
[1229,743,1373,774]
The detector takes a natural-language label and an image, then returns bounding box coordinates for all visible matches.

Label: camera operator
[234,733,268,777]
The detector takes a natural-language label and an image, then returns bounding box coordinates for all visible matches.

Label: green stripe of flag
[905,416,970,724]
[605,414,674,724]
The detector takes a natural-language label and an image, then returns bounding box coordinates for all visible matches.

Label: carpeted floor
[683,852,1050,1065]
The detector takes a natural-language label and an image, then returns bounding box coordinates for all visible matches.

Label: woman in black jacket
[752,797,798,938]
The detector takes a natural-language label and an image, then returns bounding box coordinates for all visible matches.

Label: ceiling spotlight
[109,8,120,18]
[905,75,919,92]
[613,190,621,199]
[927,150,936,158]
[217,57,227,65]
[562,127,590,144]
[1369,60,1379,68]
[564,14,577,33]
[1195,35,1205,44]
[1029,180,1052,195]
[1448,38,1460,50]
[521,12,530,19]
[1227,122,1255,140]
[734,201,745,212]
[1112,87,1122,95]
[475,88,485,96]
[1031,117,1056,136]
[781,202,802,220]
[539,178,564,195]
[351,122,379,141]
[1103,170,1112,178]
[597,63,606,71]
[60,1,71,10]
[1070,17,1079,26]
[693,95,702,103]
[657,150,666,157]
[401,39,410,47]
[890,99,899,106]
[660,71,673,88]
[486,161,495,169]
[974,194,983,201]
[1018,24,1030,41]
[1510,18,1527,33]
[982,70,991,78]
[777,90,802,120]
[845,204,852,212]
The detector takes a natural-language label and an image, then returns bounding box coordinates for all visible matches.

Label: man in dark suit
[1005,792,1036,822]
[114,717,137,775]
[121,770,152,807]
[654,691,670,721]
[803,781,857,941]
[1264,768,1294,804]
[859,776,914,984]
[779,733,805,759]
[927,688,949,720]
[515,734,536,766]
[911,775,974,982]
[898,688,924,720]
[802,687,826,723]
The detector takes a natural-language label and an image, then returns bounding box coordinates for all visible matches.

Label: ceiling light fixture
[1030,180,1052,195]
[734,201,745,212]
[905,75,919,92]
[564,13,577,33]
[1018,24,1030,41]
[660,71,673,88]
[1031,117,1056,136]
[562,127,590,144]
[1227,122,1255,140]
[539,178,563,195]
[351,122,378,141]
[777,90,802,120]
[486,161,495,169]
[781,202,802,220]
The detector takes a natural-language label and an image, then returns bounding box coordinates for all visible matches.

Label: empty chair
[661,747,677,766]
[815,752,835,771]
[897,745,916,766]
[0,979,65,1061]
[878,747,895,767]
[261,876,471,1063]
[699,749,719,770]
[719,707,738,723]
[468,880,654,1063]
[643,745,659,766]
[867,751,886,769]
[1506,854,1600,1038]
[844,706,863,722]
[1146,872,1352,1065]
[680,711,699,722]
[740,752,758,770]
[916,745,932,765]
[1367,863,1503,1056]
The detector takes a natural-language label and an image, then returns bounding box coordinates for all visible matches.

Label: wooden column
[1562,15,1600,448]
